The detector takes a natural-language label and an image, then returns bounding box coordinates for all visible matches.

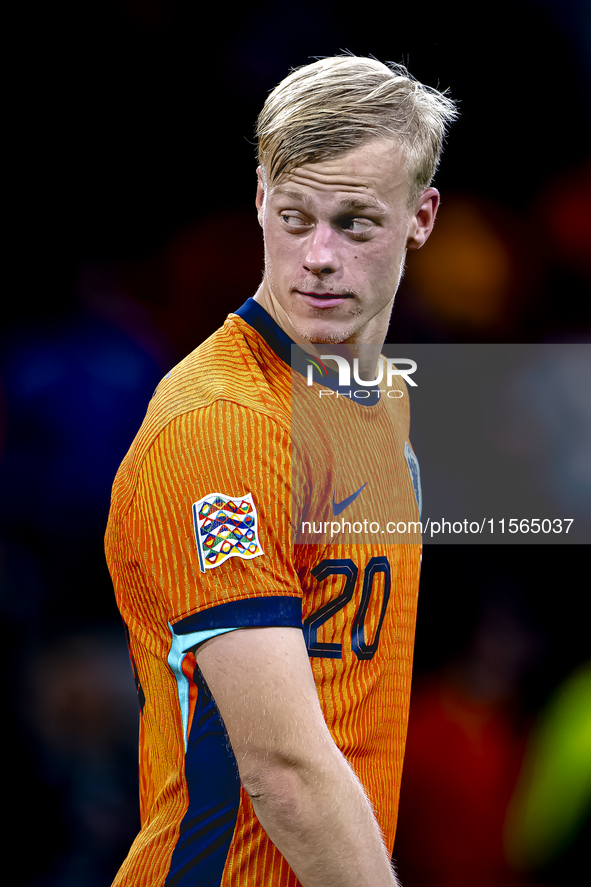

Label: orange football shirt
[105,297,422,886]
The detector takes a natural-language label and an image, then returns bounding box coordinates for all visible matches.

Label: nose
[304,223,338,276]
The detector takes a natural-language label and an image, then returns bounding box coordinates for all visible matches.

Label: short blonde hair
[256,55,458,203]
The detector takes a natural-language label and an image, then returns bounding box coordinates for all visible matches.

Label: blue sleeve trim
[171,595,303,635]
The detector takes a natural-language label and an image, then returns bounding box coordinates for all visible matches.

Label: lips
[296,290,353,308]
[298,290,351,298]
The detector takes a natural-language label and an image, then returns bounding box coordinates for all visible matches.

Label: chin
[295,323,354,345]
[309,332,351,345]
[289,313,360,345]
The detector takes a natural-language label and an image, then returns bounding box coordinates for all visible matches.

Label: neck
[252,279,386,380]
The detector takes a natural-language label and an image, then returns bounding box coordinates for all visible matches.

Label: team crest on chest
[192,492,264,572]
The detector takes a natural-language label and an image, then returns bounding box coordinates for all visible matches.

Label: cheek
[362,245,404,289]
[265,234,302,279]
[264,226,288,262]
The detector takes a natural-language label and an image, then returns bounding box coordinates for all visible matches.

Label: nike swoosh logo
[332,483,368,516]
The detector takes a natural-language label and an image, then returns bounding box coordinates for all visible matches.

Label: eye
[342,217,374,237]
[280,212,310,231]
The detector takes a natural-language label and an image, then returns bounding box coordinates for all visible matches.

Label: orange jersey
[105,298,422,886]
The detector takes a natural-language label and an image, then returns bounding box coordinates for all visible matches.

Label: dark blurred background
[2,1,590,884]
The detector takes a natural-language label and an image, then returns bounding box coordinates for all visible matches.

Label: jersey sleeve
[124,399,305,636]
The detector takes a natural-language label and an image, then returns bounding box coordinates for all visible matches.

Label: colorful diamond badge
[192,492,264,572]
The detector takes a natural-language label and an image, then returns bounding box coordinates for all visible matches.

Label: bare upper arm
[195,626,334,781]
[195,627,397,887]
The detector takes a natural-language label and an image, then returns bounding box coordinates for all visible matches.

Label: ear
[406,188,440,250]
[255,166,266,228]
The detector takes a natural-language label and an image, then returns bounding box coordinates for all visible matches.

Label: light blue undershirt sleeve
[167,625,239,751]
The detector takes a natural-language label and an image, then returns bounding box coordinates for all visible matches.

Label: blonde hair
[256,55,458,203]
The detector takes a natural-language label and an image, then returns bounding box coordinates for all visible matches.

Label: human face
[256,138,439,345]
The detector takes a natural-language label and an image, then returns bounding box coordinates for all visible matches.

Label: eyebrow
[272,187,386,214]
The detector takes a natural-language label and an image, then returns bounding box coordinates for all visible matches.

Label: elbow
[239,754,313,828]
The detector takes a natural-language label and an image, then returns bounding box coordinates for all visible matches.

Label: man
[105,55,457,887]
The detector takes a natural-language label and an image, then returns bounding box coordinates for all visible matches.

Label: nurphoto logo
[306,355,418,387]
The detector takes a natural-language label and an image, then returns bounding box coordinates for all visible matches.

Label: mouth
[296,290,354,308]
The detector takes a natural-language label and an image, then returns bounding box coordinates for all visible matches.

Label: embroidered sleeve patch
[192,492,264,572]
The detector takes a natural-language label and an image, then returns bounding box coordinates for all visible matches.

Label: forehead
[269,138,410,208]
